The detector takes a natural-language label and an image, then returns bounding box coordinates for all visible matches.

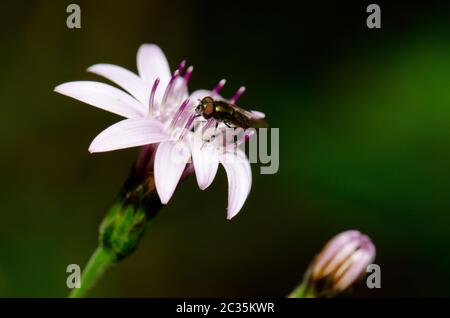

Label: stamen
[148,78,160,116]
[162,70,180,105]
[170,99,190,128]
[184,65,194,83]
[229,86,246,104]
[212,79,226,94]
[176,111,193,133]
[179,113,196,140]
[177,60,186,73]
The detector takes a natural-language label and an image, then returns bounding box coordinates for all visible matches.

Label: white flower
[55,44,260,219]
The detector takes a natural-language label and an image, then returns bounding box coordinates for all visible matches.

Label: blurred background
[0,0,450,297]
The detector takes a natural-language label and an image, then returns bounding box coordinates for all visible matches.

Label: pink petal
[191,139,219,190]
[189,89,212,103]
[54,81,145,118]
[137,44,171,103]
[250,110,266,119]
[333,250,374,291]
[320,239,360,278]
[89,118,170,153]
[312,230,361,279]
[219,150,252,219]
[154,141,191,204]
[87,64,149,106]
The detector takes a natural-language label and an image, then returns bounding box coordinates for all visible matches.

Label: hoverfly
[194,96,267,130]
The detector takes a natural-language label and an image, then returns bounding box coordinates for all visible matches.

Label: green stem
[288,275,317,298]
[288,282,308,298]
[69,247,115,298]
[67,158,166,298]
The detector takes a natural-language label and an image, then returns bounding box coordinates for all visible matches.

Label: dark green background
[0,0,449,297]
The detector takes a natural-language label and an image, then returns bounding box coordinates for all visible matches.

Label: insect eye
[202,96,214,104]
[204,103,214,115]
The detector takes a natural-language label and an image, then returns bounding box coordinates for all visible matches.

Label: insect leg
[201,121,219,149]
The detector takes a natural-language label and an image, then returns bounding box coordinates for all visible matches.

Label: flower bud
[311,230,376,296]
[290,230,376,298]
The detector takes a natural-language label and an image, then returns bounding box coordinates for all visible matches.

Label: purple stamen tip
[171,69,180,79]
[230,86,246,103]
[212,79,226,94]
[184,65,194,82]
[177,60,186,73]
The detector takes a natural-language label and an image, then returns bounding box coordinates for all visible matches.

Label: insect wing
[228,103,258,119]
[228,103,268,128]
